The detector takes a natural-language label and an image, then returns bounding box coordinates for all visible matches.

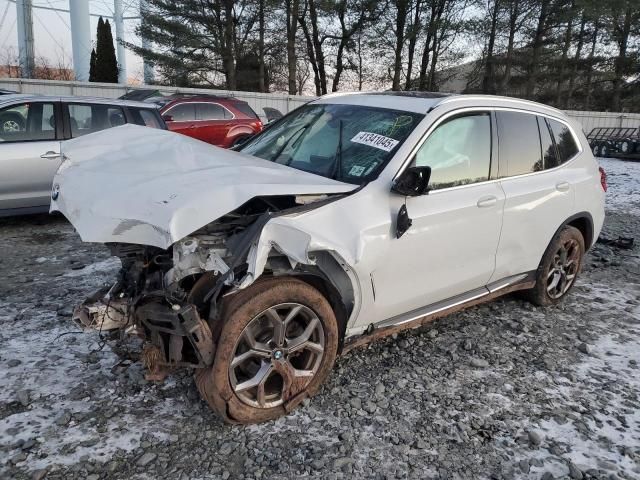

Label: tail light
[598,166,607,192]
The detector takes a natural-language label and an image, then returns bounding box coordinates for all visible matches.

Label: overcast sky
[0,0,145,82]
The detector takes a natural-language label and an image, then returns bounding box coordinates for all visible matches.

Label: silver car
[0,94,166,216]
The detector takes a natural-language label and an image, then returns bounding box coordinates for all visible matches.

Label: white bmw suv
[51,92,606,423]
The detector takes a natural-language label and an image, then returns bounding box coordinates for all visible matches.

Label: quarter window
[0,102,57,142]
[412,113,492,190]
[547,118,579,163]
[130,108,163,129]
[497,111,543,176]
[234,102,259,119]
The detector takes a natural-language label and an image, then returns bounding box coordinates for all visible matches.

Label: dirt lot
[1,158,638,480]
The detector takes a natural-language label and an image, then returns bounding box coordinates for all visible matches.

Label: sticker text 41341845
[350,131,400,152]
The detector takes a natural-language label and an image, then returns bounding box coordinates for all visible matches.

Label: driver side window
[411,113,491,190]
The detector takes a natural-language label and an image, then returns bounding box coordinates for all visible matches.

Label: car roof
[0,94,159,109]
[160,94,247,104]
[314,92,566,118]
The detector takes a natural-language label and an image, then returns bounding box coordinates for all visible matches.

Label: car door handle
[40,151,61,159]
[556,181,570,192]
[477,195,497,208]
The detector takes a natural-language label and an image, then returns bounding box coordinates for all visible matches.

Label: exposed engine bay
[73,194,347,377]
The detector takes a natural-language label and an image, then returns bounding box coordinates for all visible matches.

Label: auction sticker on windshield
[350,132,400,152]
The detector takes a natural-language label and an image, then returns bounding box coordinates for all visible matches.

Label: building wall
[1,78,639,132]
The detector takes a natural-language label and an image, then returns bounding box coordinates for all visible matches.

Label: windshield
[240,104,424,184]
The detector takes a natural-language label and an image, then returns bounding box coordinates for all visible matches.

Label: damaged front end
[51,125,358,380]
[74,195,340,378]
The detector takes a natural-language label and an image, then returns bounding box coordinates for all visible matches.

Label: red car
[154,95,263,148]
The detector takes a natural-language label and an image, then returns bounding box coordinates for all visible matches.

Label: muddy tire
[195,277,338,424]
[525,225,585,306]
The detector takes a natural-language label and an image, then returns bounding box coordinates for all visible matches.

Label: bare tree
[1,47,22,78]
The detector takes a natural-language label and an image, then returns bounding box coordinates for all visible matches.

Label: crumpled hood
[50,124,355,249]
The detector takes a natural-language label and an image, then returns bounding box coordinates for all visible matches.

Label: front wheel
[195,277,339,423]
[525,225,585,306]
[0,113,25,132]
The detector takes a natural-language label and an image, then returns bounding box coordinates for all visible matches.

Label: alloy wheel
[229,303,325,408]
[546,238,580,299]
[2,120,20,132]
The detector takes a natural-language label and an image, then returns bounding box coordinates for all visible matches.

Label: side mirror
[392,166,431,196]
[161,114,174,123]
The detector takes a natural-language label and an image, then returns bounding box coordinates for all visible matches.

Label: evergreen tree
[89,48,97,81]
[91,16,119,83]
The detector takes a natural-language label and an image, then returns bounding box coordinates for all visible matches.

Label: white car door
[0,101,62,211]
[371,111,505,321]
[490,111,577,282]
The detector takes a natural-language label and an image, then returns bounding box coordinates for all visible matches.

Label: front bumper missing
[72,287,131,331]
[136,303,215,369]
[72,287,216,382]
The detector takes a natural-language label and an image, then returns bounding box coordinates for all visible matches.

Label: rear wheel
[592,144,600,156]
[195,277,338,423]
[525,225,585,306]
[600,145,608,157]
[230,135,250,148]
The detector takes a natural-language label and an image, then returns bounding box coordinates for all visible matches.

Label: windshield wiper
[331,119,343,180]
[270,123,312,163]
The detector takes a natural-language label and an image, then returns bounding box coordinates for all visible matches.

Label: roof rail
[168,92,236,100]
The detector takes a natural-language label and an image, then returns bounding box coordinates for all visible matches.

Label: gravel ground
[1,158,639,480]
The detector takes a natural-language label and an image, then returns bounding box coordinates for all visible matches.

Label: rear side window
[547,119,579,163]
[497,111,542,176]
[166,103,195,121]
[0,102,57,142]
[196,103,226,120]
[68,104,126,137]
[538,116,559,169]
[234,102,259,119]
[412,113,492,190]
[129,108,163,129]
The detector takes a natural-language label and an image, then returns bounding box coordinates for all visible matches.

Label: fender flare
[547,211,595,253]
[225,125,255,142]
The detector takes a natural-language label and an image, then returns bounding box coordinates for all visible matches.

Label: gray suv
[0,94,166,216]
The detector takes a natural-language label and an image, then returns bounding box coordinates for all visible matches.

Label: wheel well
[566,214,594,250]
[291,273,350,353]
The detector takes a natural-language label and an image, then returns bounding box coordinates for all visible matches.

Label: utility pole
[114,0,127,84]
[140,0,154,84]
[69,0,91,81]
[16,0,35,78]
